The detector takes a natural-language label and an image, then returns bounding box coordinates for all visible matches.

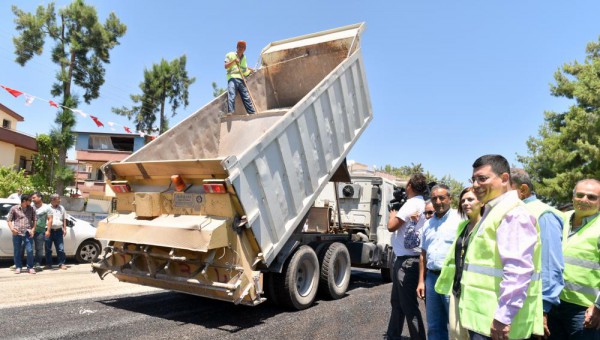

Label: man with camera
[385,173,428,340]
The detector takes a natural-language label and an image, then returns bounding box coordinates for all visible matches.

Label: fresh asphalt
[1,261,426,340]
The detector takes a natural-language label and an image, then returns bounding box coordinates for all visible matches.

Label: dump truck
[92,23,381,310]
[313,169,400,283]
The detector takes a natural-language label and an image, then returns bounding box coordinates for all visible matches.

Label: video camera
[387,187,408,211]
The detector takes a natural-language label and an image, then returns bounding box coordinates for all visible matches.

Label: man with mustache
[548,179,600,339]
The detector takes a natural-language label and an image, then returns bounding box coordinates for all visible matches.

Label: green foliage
[30,134,59,194]
[0,167,32,198]
[212,82,226,97]
[113,55,196,135]
[382,163,466,208]
[12,0,126,195]
[518,36,600,205]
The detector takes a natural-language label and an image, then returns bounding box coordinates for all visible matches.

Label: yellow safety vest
[434,220,469,295]
[459,193,543,339]
[561,211,600,307]
[226,52,250,80]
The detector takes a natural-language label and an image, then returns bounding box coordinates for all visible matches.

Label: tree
[113,55,196,135]
[212,82,226,97]
[0,167,32,198]
[518,36,600,205]
[29,134,74,195]
[381,163,465,207]
[12,0,126,195]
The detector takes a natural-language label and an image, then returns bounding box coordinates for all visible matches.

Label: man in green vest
[510,168,565,338]
[461,155,542,340]
[548,179,600,339]
[224,40,256,115]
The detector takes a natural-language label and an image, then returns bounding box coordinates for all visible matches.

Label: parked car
[0,199,105,263]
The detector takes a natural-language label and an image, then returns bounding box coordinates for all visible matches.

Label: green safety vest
[225,52,250,80]
[560,211,600,307]
[434,219,469,295]
[459,193,543,339]
[524,199,564,224]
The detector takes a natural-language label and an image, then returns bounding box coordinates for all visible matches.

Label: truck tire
[319,242,351,299]
[263,272,281,306]
[278,245,319,310]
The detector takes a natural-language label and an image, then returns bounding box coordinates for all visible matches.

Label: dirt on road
[0,262,159,308]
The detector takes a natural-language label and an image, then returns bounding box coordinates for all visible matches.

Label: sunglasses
[424,210,435,216]
[574,192,599,201]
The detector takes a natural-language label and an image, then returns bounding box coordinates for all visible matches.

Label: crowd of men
[7,193,68,274]
[385,154,600,340]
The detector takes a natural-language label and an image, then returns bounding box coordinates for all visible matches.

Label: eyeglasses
[469,175,492,184]
[574,192,599,201]
[424,210,435,216]
[430,195,448,202]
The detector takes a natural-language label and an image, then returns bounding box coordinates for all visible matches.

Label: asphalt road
[1,261,425,340]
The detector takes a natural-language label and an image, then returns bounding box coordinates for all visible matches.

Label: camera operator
[385,173,428,340]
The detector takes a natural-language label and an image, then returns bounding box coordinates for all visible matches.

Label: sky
[0,1,598,184]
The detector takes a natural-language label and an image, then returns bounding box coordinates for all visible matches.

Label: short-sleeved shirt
[50,205,66,229]
[421,208,461,270]
[7,204,36,236]
[33,203,53,233]
[391,195,425,256]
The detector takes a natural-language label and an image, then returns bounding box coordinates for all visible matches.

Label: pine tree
[12,0,126,195]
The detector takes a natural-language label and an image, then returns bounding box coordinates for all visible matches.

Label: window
[88,135,114,150]
[18,156,27,171]
[2,119,11,129]
[85,164,93,179]
[111,136,134,152]
[96,169,104,181]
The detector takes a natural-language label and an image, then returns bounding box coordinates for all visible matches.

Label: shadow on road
[347,269,387,292]
[99,291,289,333]
[98,269,389,334]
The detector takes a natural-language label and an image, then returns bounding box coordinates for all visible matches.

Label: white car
[0,199,105,263]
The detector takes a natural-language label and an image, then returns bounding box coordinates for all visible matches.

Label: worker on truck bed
[224,40,256,115]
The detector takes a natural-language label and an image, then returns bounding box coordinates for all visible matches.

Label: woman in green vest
[435,187,483,340]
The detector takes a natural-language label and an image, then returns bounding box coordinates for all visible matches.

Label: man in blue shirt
[510,168,565,338]
[417,184,461,340]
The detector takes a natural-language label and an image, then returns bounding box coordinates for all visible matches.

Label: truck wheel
[319,242,351,299]
[263,272,281,306]
[279,245,319,310]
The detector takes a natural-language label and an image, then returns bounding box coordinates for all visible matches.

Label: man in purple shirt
[7,194,36,274]
[462,155,540,340]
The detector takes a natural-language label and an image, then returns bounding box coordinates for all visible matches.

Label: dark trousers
[386,255,426,340]
[548,300,600,340]
[227,78,255,114]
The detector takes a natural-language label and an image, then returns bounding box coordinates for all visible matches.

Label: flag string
[0,84,147,137]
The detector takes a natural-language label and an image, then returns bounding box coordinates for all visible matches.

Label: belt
[428,269,441,275]
[396,255,419,259]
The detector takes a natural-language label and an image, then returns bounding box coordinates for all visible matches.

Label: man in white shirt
[8,189,22,200]
[45,194,68,270]
[417,184,462,340]
[385,173,428,340]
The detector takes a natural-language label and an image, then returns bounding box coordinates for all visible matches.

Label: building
[70,131,150,196]
[0,103,37,173]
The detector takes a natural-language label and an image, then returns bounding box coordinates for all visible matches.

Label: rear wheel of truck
[264,272,281,306]
[319,242,351,299]
[279,245,319,310]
